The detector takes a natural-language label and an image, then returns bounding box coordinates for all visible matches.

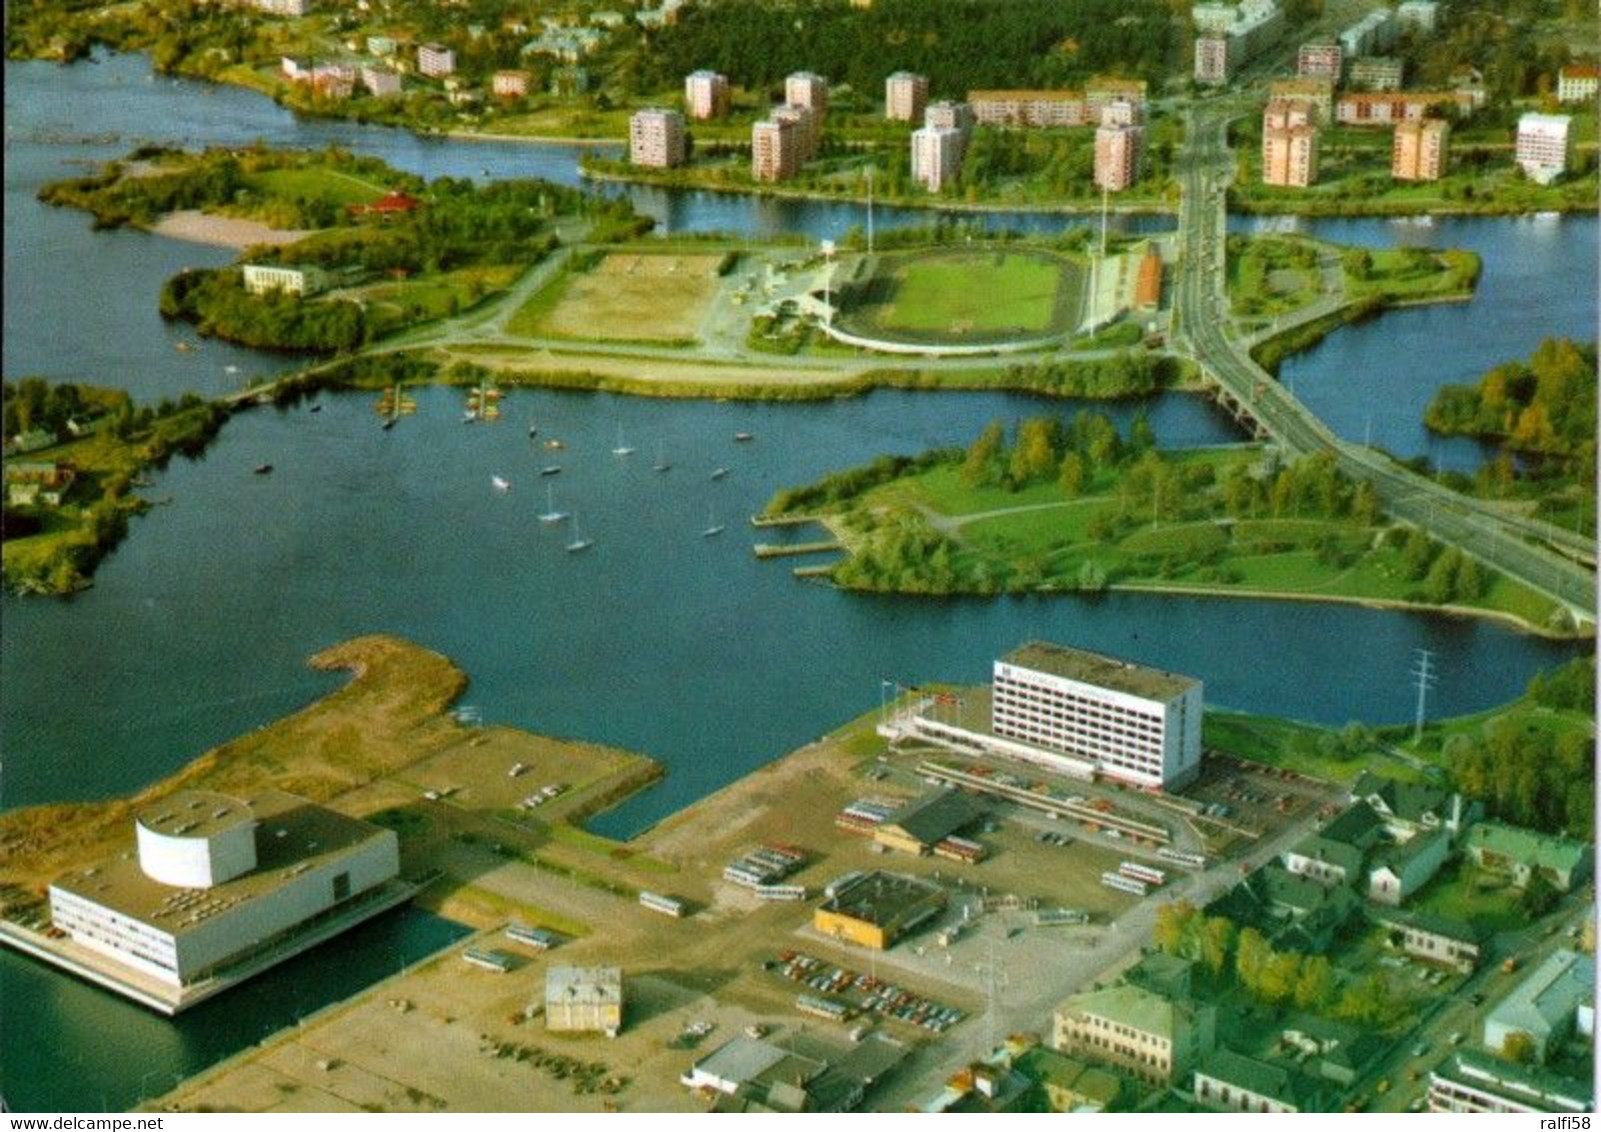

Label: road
[1171,101,1596,620]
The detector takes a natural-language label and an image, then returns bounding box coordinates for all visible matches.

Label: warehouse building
[813,872,946,951]
[872,790,980,856]
[545,966,624,1036]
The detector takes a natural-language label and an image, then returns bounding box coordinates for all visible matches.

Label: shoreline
[148,209,314,249]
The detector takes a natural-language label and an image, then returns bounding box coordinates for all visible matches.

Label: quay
[753,541,842,559]
[748,513,828,528]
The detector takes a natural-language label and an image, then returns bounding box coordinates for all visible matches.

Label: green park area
[764,413,1572,635]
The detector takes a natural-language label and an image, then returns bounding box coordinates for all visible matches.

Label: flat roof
[136,790,255,840]
[545,965,623,1005]
[819,871,944,928]
[53,791,393,936]
[1000,641,1198,702]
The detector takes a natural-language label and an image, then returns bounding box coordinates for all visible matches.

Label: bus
[1100,872,1148,897]
[639,891,686,918]
[1119,861,1167,887]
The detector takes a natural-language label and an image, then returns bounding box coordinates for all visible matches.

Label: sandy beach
[151,209,313,248]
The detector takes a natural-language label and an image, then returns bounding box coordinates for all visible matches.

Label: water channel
[1,51,1593,1112]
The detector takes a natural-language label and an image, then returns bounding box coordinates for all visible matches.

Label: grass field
[508,252,723,343]
[245,166,388,208]
[839,247,1084,344]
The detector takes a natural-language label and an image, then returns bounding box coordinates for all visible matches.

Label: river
[1,51,1592,1113]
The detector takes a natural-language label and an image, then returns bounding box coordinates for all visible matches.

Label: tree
[1293,955,1336,1011]
[1153,900,1198,956]
[1058,451,1088,497]
[961,420,1006,488]
[1234,927,1270,995]
[1259,951,1302,1005]
[1500,1031,1537,1065]
[1008,416,1061,487]
[1198,916,1237,979]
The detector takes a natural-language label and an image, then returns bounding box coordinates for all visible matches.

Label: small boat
[224,364,240,375]
[734,432,755,442]
[382,418,396,431]
[253,463,273,475]
[174,340,195,353]
[702,507,725,538]
[653,442,671,473]
[545,439,564,450]
[541,465,562,476]
[711,468,729,480]
[463,410,478,423]
[491,476,511,492]
[528,424,538,438]
[566,514,594,553]
[309,403,323,413]
[612,426,635,456]
[538,484,569,524]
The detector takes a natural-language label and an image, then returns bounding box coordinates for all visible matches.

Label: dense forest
[639,0,1175,98]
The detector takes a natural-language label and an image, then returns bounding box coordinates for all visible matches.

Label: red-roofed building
[1558,64,1600,104]
[350,191,421,218]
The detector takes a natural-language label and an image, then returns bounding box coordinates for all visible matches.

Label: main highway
[1171,100,1596,621]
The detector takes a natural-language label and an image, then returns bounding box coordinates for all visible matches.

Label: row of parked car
[769,951,966,1034]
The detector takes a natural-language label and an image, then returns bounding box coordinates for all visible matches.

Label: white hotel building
[883,642,1203,791]
[46,789,400,1005]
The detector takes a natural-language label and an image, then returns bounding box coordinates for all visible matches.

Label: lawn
[245,166,388,208]
[841,247,1084,343]
[1409,860,1526,934]
[507,251,723,343]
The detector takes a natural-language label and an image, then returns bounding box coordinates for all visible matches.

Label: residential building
[1282,801,1384,887]
[785,72,829,115]
[1336,91,1476,126]
[254,0,310,16]
[1348,56,1404,91]
[491,70,531,98]
[1085,77,1148,116]
[1397,0,1441,32]
[1053,982,1215,1085]
[366,36,396,57]
[1366,827,1450,904]
[1465,820,1590,891]
[1193,1049,1326,1113]
[1557,64,1600,104]
[1392,118,1450,181]
[1011,1047,1122,1113]
[924,100,975,135]
[1208,865,1362,953]
[1297,42,1342,81]
[4,462,76,507]
[1371,910,1482,972]
[361,66,402,98]
[1483,949,1595,1062]
[1195,37,1235,87]
[241,263,327,296]
[1429,1049,1593,1113]
[1349,771,1477,840]
[968,89,1087,127]
[544,966,623,1035]
[773,103,819,160]
[628,108,686,168]
[1280,1016,1386,1086]
[923,1059,1034,1113]
[1094,112,1143,192]
[1515,113,1574,184]
[47,789,401,997]
[813,871,946,950]
[416,42,455,78]
[684,70,730,120]
[1268,78,1334,123]
[751,117,803,182]
[1262,99,1319,187]
[885,72,928,123]
[1338,8,1396,58]
[990,642,1203,790]
[1124,953,1193,1000]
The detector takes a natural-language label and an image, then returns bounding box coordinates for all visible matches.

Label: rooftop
[53,792,393,935]
[819,870,944,929]
[136,789,256,840]
[1198,1048,1323,1109]
[545,965,623,1006]
[1488,949,1595,1040]
[1058,982,1194,1040]
[1000,641,1198,703]
[1466,821,1589,872]
[968,89,1084,102]
[1439,1049,1594,1112]
[879,789,980,847]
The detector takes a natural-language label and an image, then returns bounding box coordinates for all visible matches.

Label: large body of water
[2,52,1594,1112]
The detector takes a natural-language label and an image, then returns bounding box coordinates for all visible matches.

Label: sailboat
[701,506,725,538]
[653,442,672,473]
[711,467,729,480]
[612,426,635,456]
[566,513,594,553]
[538,484,569,524]
[491,475,512,493]
[528,422,538,438]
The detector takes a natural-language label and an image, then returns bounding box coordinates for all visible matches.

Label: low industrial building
[544,965,623,1036]
[1483,949,1595,1063]
[44,789,402,1009]
[872,790,980,856]
[683,1032,906,1112]
[813,871,945,951]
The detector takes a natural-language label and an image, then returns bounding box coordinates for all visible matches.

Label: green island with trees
[762,411,1578,636]
[39,146,644,352]
[2,379,229,595]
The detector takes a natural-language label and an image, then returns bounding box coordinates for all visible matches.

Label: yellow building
[813,871,946,951]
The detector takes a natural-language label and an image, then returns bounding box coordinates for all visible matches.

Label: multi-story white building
[629,108,686,168]
[1297,42,1342,81]
[684,70,730,120]
[417,42,456,78]
[910,126,964,191]
[1515,113,1572,184]
[1339,9,1396,59]
[968,90,1088,127]
[1085,77,1147,117]
[48,790,400,994]
[1429,1051,1592,1113]
[241,263,327,296]
[1195,37,1235,86]
[785,72,829,114]
[1094,106,1143,192]
[752,117,803,182]
[492,70,531,98]
[991,642,1203,790]
[924,100,975,135]
[1396,0,1440,33]
[885,72,929,123]
[1557,64,1600,104]
[361,66,402,97]
[1348,56,1404,91]
[773,103,819,160]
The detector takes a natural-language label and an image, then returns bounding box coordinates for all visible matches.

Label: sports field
[838,247,1084,344]
[511,252,723,343]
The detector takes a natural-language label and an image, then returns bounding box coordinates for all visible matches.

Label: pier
[753,541,841,559]
[748,513,828,528]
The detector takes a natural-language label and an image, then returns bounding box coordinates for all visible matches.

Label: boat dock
[748,513,827,528]
[753,541,841,559]
[792,564,835,578]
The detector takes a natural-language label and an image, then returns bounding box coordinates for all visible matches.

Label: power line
[1411,648,1437,743]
